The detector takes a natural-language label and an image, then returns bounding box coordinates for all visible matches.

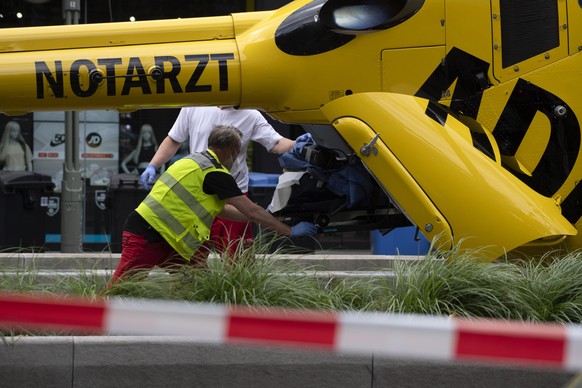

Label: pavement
[0,336,577,388]
[0,250,412,271]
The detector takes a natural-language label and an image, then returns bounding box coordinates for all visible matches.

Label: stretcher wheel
[315,213,330,227]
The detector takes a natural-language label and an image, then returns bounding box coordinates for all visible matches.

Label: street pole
[61,0,83,253]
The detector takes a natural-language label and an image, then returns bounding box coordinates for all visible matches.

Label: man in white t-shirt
[140,106,295,253]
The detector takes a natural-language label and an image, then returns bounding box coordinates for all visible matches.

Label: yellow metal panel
[0,16,236,53]
[509,111,552,176]
[0,0,446,120]
[480,52,582,215]
[0,41,242,114]
[232,11,274,36]
[236,0,444,113]
[322,92,576,260]
[331,116,453,252]
[382,47,446,95]
[492,0,568,82]
[567,0,582,54]
[381,0,445,48]
[445,0,493,84]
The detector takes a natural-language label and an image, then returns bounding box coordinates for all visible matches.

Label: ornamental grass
[2,239,582,325]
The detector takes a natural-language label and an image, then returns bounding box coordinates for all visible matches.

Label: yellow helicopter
[0,0,580,260]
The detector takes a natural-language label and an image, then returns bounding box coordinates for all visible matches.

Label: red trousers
[111,193,253,283]
[210,192,253,254]
[110,231,211,283]
[210,215,253,254]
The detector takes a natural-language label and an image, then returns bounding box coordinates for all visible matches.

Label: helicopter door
[321,92,576,259]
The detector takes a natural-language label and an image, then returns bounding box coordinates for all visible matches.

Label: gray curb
[0,336,576,388]
[0,252,423,271]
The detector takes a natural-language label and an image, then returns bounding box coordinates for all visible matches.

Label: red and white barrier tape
[1,292,581,370]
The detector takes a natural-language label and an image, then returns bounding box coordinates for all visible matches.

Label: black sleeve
[203,171,243,200]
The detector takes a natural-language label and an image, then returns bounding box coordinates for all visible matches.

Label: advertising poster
[33,111,119,191]
[33,111,120,248]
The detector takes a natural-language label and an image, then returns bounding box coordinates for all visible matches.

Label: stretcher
[271,183,412,234]
[268,125,413,235]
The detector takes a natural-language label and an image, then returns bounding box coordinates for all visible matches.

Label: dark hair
[207,125,242,152]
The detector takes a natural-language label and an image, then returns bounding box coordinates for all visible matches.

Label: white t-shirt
[168,107,283,192]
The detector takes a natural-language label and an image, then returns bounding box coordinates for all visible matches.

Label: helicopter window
[320,0,425,32]
[275,0,426,55]
[275,0,355,56]
[499,0,559,68]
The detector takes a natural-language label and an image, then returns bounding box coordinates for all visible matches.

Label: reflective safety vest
[136,150,228,260]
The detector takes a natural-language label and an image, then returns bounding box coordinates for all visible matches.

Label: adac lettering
[416,47,582,225]
[35,53,235,99]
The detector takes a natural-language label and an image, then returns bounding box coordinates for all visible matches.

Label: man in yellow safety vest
[111,124,316,282]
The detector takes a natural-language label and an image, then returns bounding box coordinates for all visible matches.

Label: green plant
[515,251,582,323]
[3,240,582,329]
[105,234,341,310]
[386,250,533,320]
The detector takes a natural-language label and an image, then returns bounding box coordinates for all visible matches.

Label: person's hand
[295,133,312,143]
[290,221,318,237]
[140,164,157,190]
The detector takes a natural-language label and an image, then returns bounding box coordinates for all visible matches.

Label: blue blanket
[279,134,375,209]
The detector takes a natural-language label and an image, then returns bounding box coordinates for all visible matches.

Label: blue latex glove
[295,133,313,143]
[290,221,318,238]
[140,164,157,190]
